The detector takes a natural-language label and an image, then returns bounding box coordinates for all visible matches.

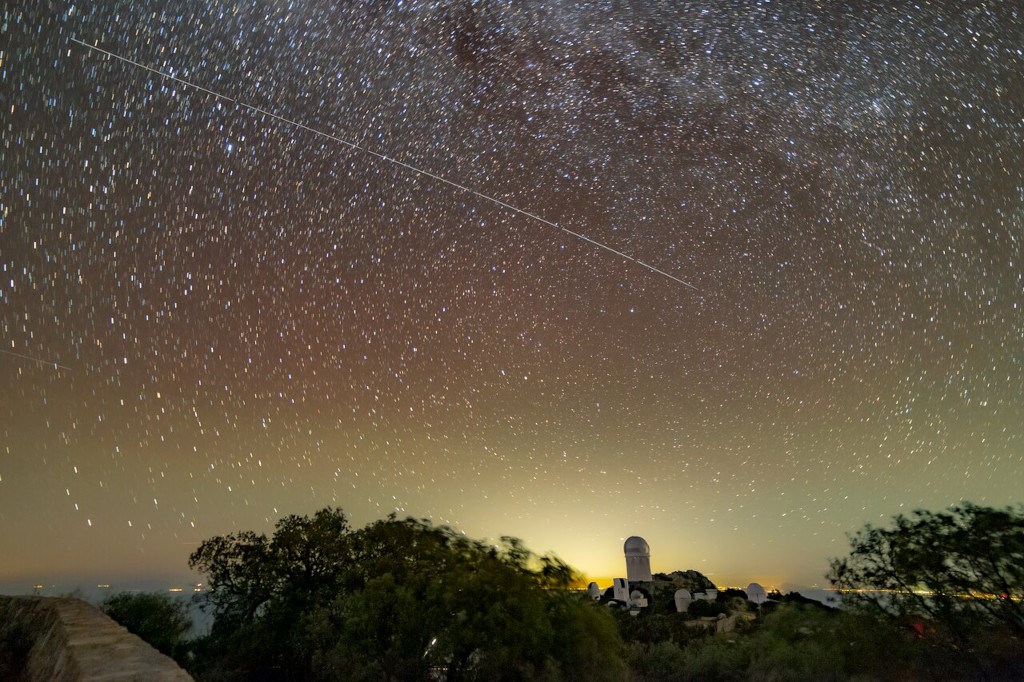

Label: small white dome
[623,536,650,556]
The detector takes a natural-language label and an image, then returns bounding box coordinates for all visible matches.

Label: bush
[829,502,1024,675]
[687,599,728,618]
[102,591,191,660]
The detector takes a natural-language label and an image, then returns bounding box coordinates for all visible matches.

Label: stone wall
[0,596,192,681]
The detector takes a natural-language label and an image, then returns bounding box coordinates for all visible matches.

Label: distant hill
[602,569,717,609]
[653,570,717,593]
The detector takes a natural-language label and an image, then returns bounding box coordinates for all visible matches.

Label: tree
[186,507,356,679]
[101,592,191,660]
[311,517,625,681]
[828,502,1024,673]
[188,509,627,681]
[189,507,351,630]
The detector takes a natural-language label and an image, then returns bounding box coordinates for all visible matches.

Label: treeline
[189,509,621,680]
[104,503,1024,680]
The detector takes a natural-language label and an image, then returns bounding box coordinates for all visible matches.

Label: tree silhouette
[828,502,1024,668]
[188,509,625,681]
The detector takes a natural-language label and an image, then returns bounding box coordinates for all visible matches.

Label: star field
[1,0,1022,587]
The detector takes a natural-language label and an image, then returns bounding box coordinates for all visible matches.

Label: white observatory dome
[623,536,650,557]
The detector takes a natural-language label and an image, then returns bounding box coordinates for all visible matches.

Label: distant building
[623,536,653,582]
[612,578,630,602]
[746,582,767,606]
[629,589,649,610]
[594,537,768,621]
[674,589,692,613]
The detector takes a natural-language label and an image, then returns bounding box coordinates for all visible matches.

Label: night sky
[2,1,1022,590]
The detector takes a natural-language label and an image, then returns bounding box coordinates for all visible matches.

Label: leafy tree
[189,530,274,627]
[190,507,351,628]
[828,502,1024,674]
[188,509,626,681]
[311,517,624,681]
[101,591,191,660]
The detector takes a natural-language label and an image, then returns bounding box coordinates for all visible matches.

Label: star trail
[1,1,1021,589]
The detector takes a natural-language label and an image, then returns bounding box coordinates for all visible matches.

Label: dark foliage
[828,502,1024,674]
[715,588,748,603]
[177,502,1024,681]
[188,508,625,681]
[101,591,192,660]
[630,503,1024,680]
[686,599,728,618]
[831,501,1024,655]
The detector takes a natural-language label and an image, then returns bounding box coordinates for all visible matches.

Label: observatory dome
[623,536,650,557]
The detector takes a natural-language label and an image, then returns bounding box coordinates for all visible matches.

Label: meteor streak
[0,348,73,371]
[70,37,698,290]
